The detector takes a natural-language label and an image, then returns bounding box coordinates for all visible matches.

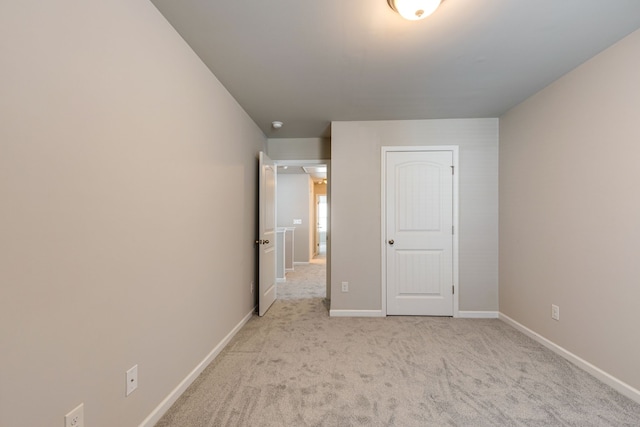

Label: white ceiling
[277,165,327,182]
[150,0,640,138]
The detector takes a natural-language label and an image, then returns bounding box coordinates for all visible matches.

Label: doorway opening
[274,160,329,303]
[315,194,327,258]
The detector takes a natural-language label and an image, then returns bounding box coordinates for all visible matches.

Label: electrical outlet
[250,281,254,293]
[341,281,349,292]
[293,219,302,225]
[551,304,560,321]
[65,403,84,427]
[126,365,138,396]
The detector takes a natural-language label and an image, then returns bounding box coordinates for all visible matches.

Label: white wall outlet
[126,364,138,396]
[341,281,349,292]
[65,403,84,427]
[250,281,254,293]
[293,219,302,225]
[551,304,560,321]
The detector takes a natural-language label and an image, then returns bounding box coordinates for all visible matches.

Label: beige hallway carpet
[276,262,326,300]
[156,265,640,426]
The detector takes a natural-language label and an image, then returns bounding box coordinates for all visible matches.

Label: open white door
[258,152,277,316]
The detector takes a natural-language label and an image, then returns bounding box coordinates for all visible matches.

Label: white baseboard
[139,309,255,427]
[329,309,384,317]
[293,262,309,266]
[276,278,286,283]
[499,312,640,405]
[458,311,499,319]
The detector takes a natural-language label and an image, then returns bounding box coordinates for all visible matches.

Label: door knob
[264,240,270,244]
[388,239,394,245]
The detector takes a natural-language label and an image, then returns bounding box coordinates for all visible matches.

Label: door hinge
[452,225,454,235]
[451,165,454,175]
[452,285,455,295]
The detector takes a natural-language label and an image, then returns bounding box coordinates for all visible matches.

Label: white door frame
[381,146,459,317]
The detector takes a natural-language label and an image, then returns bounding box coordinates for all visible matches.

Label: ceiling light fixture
[387,0,442,21]
[271,121,283,129]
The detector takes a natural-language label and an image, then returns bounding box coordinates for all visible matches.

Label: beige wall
[500,29,640,391]
[330,119,499,313]
[267,137,331,160]
[0,1,265,426]
[277,174,312,262]
[314,182,328,196]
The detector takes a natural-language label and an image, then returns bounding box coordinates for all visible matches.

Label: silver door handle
[388,239,394,245]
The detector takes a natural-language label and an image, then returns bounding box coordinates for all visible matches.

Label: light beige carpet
[276,263,326,300]
[156,267,640,426]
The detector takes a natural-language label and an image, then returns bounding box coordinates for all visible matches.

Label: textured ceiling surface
[150,0,640,138]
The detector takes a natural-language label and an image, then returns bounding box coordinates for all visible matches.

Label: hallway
[277,257,326,301]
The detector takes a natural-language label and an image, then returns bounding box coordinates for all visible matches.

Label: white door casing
[383,147,458,316]
[258,152,277,316]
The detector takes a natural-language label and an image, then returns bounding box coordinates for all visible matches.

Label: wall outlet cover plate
[126,364,138,396]
[65,403,84,427]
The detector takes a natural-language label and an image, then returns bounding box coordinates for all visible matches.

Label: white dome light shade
[388,0,442,21]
